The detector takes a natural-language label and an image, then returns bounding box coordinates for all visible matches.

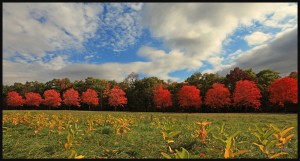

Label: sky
[3,3,298,85]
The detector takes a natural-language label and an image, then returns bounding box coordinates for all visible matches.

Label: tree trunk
[100,90,103,111]
[284,106,287,113]
[114,106,117,111]
[89,105,90,111]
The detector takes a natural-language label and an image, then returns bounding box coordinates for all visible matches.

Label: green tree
[120,72,139,111]
[185,72,202,89]
[132,77,164,112]
[256,69,281,112]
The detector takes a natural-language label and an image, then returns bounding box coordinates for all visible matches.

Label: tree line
[2,67,298,113]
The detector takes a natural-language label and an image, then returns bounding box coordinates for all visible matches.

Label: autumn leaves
[6,86,128,110]
[153,77,297,112]
[5,76,298,112]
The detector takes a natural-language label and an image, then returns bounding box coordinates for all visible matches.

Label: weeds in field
[195,121,212,145]
[161,147,191,159]
[114,118,131,137]
[213,123,250,158]
[250,123,295,158]
[270,124,295,149]
[2,112,297,159]
[86,117,96,135]
[64,122,84,159]
[160,128,193,159]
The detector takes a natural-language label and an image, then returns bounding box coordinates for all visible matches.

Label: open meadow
[2,110,298,159]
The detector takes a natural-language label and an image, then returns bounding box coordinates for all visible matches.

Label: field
[2,110,298,159]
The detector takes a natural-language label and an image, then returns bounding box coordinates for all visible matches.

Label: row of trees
[5,86,127,111]
[2,67,298,113]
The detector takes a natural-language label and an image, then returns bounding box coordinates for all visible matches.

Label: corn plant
[85,117,96,135]
[161,131,181,144]
[32,113,49,135]
[270,124,295,149]
[64,122,84,159]
[195,121,212,145]
[48,119,56,134]
[213,124,250,158]
[250,124,293,158]
[68,150,84,159]
[113,118,131,138]
[161,147,191,159]
[251,124,276,157]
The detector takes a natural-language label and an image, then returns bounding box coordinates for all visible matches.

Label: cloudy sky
[3,3,298,85]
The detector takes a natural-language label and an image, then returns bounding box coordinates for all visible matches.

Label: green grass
[2,110,298,159]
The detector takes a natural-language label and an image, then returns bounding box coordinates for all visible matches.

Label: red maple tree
[177,85,201,110]
[233,80,262,111]
[108,86,128,111]
[42,89,62,108]
[6,91,25,108]
[267,77,298,107]
[81,89,99,110]
[153,84,172,112]
[204,83,231,109]
[24,92,43,107]
[63,88,81,107]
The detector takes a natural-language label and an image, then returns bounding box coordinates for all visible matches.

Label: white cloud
[217,28,297,77]
[141,3,297,74]
[228,49,243,61]
[223,38,234,46]
[260,3,297,30]
[3,3,102,60]
[244,31,273,45]
[96,3,143,51]
[3,59,180,85]
[84,55,94,60]
[4,46,204,85]
[125,3,144,11]
[3,3,297,85]
[207,56,224,66]
[38,55,70,70]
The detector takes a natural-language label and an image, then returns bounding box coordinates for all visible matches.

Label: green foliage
[270,124,295,148]
[212,123,250,158]
[101,126,113,135]
[2,111,297,159]
[256,69,280,92]
[161,147,191,159]
[250,123,295,158]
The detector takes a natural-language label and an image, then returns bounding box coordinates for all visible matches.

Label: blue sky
[3,3,298,85]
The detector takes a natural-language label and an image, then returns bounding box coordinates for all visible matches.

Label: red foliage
[267,77,298,106]
[177,85,201,108]
[6,91,25,107]
[233,80,262,110]
[24,92,43,107]
[204,83,231,108]
[108,86,128,108]
[81,89,99,106]
[42,89,62,107]
[153,84,172,109]
[63,88,81,107]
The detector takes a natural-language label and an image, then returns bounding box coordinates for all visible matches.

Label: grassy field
[2,110,298,159]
